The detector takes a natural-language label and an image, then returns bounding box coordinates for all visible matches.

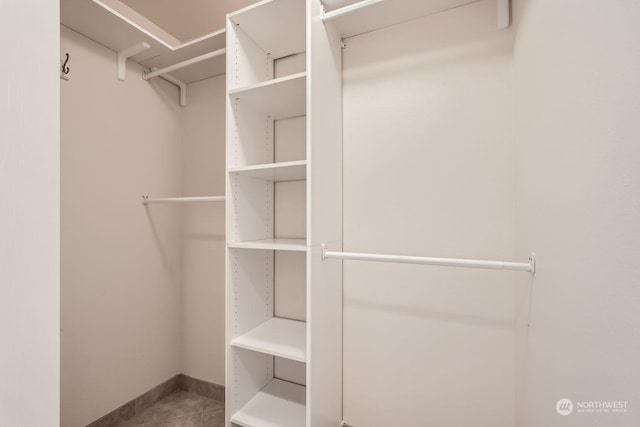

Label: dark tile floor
[118,390,224,427]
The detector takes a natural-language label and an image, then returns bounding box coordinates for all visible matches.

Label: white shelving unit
[226,0,343,425]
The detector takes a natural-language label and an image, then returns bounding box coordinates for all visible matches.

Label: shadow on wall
[144,207,179,278]
[345,296,515,331]
[182,233,225,242]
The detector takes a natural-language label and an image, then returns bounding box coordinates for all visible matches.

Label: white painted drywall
[60,26,183,427]
[342,1,517,425]
[180,75,226,385]
[513,0,640,425]
[0,2,60,426]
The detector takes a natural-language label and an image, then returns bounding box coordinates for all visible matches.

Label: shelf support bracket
[150,68,188,107]
[117,42,150,81]
[497,0,511,29]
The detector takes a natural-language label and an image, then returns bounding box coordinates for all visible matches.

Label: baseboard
[178,373,225,403]
[85,374,224,427]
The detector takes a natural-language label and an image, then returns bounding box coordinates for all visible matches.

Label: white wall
[60,26,183,427]
[0,2,60,426]
[181,75,226,385]
[342,1,516,425]
[513,0,640,425]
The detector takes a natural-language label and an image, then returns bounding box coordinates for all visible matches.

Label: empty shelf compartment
[229,72,306,119]
[228,0,306,58]
[232,318,306,362]
[231,379,306,427]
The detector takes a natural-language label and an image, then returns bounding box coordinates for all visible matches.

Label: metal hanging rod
[141,196,226,205]
[322,245,535,273]
[322,0,385,21]
[143,48,226,80]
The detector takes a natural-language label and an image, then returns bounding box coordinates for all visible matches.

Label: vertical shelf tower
[225,0,343,426]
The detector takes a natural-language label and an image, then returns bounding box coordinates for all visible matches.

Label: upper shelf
[60,0,226,83]
[228,0,306,59]
[322,0,482,39]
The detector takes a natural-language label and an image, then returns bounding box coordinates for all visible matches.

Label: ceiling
[120,0,259,42]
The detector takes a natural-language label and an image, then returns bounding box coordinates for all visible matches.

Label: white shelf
[229,0,306,58]
[232,318,306,362]
[61,0,226,83]
[229,160,307,182]
[229,72,307,120]
[228,239,307,252]
[231,379,306,427]
[323,0,480,39]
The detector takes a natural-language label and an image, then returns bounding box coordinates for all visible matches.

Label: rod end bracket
[529,252,536,274]
[141,195,149,205]
[497,0,511,29]
[321,243,328,260]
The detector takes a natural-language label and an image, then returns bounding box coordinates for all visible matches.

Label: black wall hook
[61,53,70,75]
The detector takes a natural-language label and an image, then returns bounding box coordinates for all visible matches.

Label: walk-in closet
[3,0,640,426]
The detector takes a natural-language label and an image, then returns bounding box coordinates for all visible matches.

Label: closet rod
[143,48,226,80]
[322,245,535,273]
[322,0,385,21]
[141,196,226,205]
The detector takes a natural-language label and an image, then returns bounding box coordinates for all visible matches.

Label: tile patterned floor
[119,390,224,427]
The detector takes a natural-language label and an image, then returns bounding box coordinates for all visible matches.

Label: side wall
[181,75,227,385]
[341,1,516,425]
[514,0,640,425]
[60,26,183,427]
[0,2,60,426]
